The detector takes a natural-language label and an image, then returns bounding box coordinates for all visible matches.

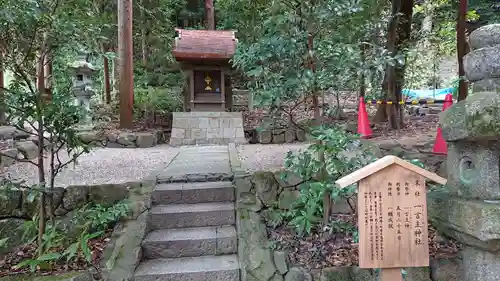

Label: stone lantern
[430,24,500,281]
[68,52,97,123]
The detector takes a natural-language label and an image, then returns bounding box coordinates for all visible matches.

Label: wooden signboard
[336,155,447,281]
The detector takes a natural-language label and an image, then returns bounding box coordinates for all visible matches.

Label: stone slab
[148,202,235,230]
[429,196,500,250]
[152,181,235,205]
[157,146,231,181]
[462,246,500,281]
[133,254,239,281]
[170,112,247,146]
[142,225,237,259]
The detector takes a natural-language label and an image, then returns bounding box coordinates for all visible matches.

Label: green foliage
[281,126,378,236]
[75,201,129,233]
[13,202,129,273]
[134,87,183,115]
[231,0,393,113]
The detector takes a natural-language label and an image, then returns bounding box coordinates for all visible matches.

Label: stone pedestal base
[170,112,247,146]
[463,246,500,281]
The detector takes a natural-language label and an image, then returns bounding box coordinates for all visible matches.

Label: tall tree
[457,0,468,101]
[0,53,4,124]
[205,0,215,29]
[118,0,134,128]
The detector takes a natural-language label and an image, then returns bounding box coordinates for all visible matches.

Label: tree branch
[0,151,38,166]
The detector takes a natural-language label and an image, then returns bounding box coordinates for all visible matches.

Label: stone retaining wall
[77,129,168,148]
[231,170,461,281]
[170,112,247,146]
[227,144,458,281]
[0,126,169,170]
[249,128,307,144]
[0,179,154,281]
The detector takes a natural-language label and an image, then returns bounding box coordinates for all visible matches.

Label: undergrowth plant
[281,125,378,236]
[12,201,129,273]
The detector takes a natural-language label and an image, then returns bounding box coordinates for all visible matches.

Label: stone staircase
[133,149,239,281]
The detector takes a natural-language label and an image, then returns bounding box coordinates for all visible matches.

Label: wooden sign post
[335,155,447,281]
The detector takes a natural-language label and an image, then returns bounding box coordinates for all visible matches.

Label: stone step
[152,181,234,205]
[148,202,235,230]
[142,225,237,259]
[133,254,239,281]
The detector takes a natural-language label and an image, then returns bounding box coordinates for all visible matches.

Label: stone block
[235,128,245,138]
[191,129,207,139]
[273,251,288,274]
[117,132,137,146]
[169,138,183,146]
[135,132,156,148]
[220,118,232,128]
[181,138,196,145]
[285,267,312,281]
[429,196,500,250]
[223,128,236,138]
[209,118,220,128]
[77,131,101,144]
[473,78,500,92]
[232,117,243,128]
[469,24,500,50]
[207,128,223,139]
[0,126,16,140]
[285,130,296,143]
[172,117,188,128]
[258,130,273,144]
[446,141,500,199]
[100,211,147,281]
[464,46,500,82]
[462,246,500,281]
[106,141,124,148]
[171,128,185,139]
[149,202,235,230]
[296,130,307,142]
[440,91,500,141]
[234,137,248,144]
[272,130,286,143]
[188,118,200,128]
[198,117,210,129]
[0,148,18,167]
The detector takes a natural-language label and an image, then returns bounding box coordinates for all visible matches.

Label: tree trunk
[103,44,111,104]
[375,0,400,129]
[140,0,148,67]
[359,44,366,100]
[36,40,47,258]
[457,0,468,101]
[0,52,5,124]
[205,0,215,30]
[118,0,134,128]
[394,0,414,128]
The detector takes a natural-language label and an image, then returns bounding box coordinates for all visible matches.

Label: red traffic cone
[432,94,453,155]
[357,97,373,139]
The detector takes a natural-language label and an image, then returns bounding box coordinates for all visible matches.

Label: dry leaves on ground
[268,214,461,270]
[0,230,111,278]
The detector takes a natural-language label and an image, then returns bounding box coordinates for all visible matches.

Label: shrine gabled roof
[335,155,447,188]
[172,28,238,61]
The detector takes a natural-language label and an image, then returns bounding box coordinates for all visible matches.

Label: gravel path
[236,143,309,172]
[1,142,311,187]
[2,145,180,187]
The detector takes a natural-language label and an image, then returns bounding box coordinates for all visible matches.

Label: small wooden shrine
[172,28,238,112]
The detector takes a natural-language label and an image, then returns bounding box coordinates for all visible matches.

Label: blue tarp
[401,87,454,101]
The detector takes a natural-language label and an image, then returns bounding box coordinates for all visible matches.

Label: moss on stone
[441,92,500,141]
